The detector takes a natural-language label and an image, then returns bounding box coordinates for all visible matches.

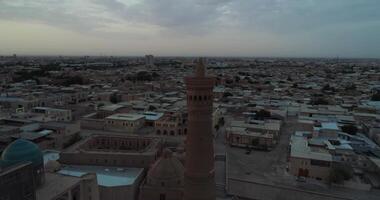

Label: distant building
[145,55,154,67]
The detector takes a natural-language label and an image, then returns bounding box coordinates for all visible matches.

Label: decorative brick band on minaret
[184,58,216,200]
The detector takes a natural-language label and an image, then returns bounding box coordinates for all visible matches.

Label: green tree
[328,165,353,184]
[109,93,120,104]
[218,117,225,126]
[223,92,233,98]
[214,124,220,131]
[371,93,380,101]
[312,98,329,105]
[251,138,259,146]
[341,124,358,135]
[255,109,271,120]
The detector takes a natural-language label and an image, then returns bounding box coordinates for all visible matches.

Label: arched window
[170,130,175,136]
[157,130,161,135]
[194,96,197,101]
[163,130,167,135]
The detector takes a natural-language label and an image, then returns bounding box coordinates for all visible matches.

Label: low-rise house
[226,119,282,150]
[154,111,187,137]
[104,113,145,133]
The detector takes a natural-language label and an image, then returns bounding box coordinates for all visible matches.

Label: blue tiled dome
[1,139,43,167]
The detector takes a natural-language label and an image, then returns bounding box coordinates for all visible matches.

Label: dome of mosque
[147,149,184,187]
[1,139,43,167]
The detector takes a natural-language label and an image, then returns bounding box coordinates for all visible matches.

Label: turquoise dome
[1,139,43,167]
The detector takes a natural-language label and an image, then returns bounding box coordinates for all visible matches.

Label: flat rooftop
[58,165,144,187]
[99,104,126,112]
[36,172,81,200]
[290,135,332,161]
[106,113,145,121]
[43,150,60,164]
[142,112,164,121]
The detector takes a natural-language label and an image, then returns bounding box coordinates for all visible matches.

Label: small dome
[147,149,184,187]
[45,160,61,172]
[1,139,43,167]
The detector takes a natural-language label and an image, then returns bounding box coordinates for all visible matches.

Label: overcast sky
[0,0,379,58]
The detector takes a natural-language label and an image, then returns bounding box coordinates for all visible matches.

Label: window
[310,159,330,167]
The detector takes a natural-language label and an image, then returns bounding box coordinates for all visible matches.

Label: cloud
[0,0,379,57]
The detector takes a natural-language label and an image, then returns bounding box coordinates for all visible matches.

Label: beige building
[154,111,187,137]
[59,134,161,168]
[57,165,144,200]
[37,172,99,200]
[288,134,333,181]
[32,106,72,122]
[227,120,282,150]
[104,113,145,133]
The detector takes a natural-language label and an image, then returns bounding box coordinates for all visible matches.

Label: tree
[214,124,220,131]
[109,93,120,104]
[341,124,358,135]
[328,165,353,184]
[371,93,380,101]
[63,133,82,148]
[223,92,233,98]
[312,98,329,105]
[218,117,225,126]
[148,105,157,111]
[345,84,356,91]
[225,79,233,84]
[255,109,271,120]
[62,75,85,86]
[251,138,259,146]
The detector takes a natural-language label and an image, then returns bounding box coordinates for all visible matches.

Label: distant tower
[184,58,215,200]
[145,55,154,67]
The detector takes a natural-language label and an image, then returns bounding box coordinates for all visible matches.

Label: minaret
[184,58,215,200]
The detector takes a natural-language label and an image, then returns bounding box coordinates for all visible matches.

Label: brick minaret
[184,58,215,200]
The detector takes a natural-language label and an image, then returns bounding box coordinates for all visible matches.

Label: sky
[0,0,379,58]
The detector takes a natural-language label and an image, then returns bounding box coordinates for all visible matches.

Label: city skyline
[1,0,380,58]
